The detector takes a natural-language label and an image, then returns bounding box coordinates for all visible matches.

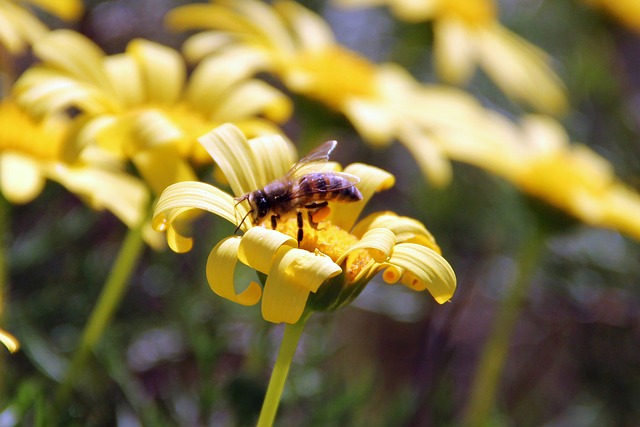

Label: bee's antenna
[235,209,253,234]
[233,195,251,235]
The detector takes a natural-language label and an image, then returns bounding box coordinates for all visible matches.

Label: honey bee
[235,140,362,244]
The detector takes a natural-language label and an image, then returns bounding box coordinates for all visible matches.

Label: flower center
[271,214,373,282]
[285,47,379,109]
[0,101,65,160]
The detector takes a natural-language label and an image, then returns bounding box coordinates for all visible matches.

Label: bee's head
[248,190,270,222]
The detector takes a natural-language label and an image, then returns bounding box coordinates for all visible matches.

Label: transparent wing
[289,171,360,199]
[285,140,337,180]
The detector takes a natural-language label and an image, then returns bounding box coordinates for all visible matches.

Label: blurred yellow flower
[0,0,83,53]
[0,327,19,353]
[153,124,456,324]
[583,0,640,32]
[441,114,640,240]
[13,30,292,195]
[0,99,149,228]
[335,0,567,114]
[165,0,517,186]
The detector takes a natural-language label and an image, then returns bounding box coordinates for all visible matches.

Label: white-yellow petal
[434,18,477,84]
[206,236,262,306]
[386,243,456,304]
[248,133,296,185]
[351,211,440,252]
[274,1,335,50]
[127,39,185,104]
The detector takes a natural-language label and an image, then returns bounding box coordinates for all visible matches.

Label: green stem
[0,196,8,396]
[462,230,546,427]
[257,314,309,427]
[56,223,145,406]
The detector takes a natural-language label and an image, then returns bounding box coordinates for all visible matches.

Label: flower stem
[0,196,8,396]
[56,223,145,406]
[257,314,309,427]
[462,229,546,427]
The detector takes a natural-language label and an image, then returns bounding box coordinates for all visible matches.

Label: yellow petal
[351,211,441,253]
[127,39,185,104]
[104,54,144,108]
[197,124,261,196]
[210,79,292,124]
[132,145,197,195]
[26,0,84,20]
[0,328,19,353]
[31,30,113,92]
[262,245,341,324]
[153,181,242,252]
[0,153,45,204]
[336,227,395,265]
[385,243,456,304]
[206,236,262,306]
[237,227,296,274]
[248,133,297,185]
[0,2,47,53]
[274,1,335,50]
[434,18,477,84]
[397,122,452,186]
[329,163,395,231]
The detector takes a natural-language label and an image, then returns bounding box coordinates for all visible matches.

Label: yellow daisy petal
[434,17,477,84]
[197,124,262,196]
[329,163,395,230]
[237,227,296,274]
[132,145,197,196]
[0,152,45,204]
[274,1,335,50]
[386,243,456,304]
[26,0,84,21]
[207,236,262,306]
[127,39,185,104]
[211,79,293,124]
[262,245,341,323]
[351,211,440,252]
[0,328,19,353]
[153,181,242,252]
[248,133,297,185]
[104,54,144,108]
[0,2,47,53]
[336,227,396,264]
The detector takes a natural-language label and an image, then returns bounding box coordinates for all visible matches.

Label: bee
[235,140,363,244]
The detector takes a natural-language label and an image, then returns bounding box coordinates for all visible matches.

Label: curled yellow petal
[330,163,395,231]
[262,246,341,324]
[386,243,456,304]
[237,227,296,274]
[207,236,262,306]
[0,328,19,353]
[153,181,242,252]
[336,227,395,265]
[382,265,404,284]
[352,211,441,253]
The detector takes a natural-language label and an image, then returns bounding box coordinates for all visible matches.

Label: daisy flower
[335,0,568,114]
[12,29,292,195]
[153,123,456,324]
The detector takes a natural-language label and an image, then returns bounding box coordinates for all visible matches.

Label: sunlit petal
[207,236,262,306]
[127,39,185,104]
[351,211,440,252]
[385,243,456,304]
[0,153,45,204]
[336,227,395,264]
[237,227,296,274]
[0,328,19,353]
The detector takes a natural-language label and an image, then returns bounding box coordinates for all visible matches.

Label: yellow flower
[583,0,640,32]
[13,29,292,195]
[165,0,522,187]
[0,327,19,353]
[153,124,456,324]
[335,0,567,114]
[0,0,83,53]
[0,98,149,229]
[440,114,640,240]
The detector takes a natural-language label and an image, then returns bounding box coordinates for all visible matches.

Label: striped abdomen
[296,172,362,203]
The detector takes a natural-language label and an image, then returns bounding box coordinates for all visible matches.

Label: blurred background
[3,0,640,426]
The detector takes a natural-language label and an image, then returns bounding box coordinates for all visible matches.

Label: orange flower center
[269,214,373,282]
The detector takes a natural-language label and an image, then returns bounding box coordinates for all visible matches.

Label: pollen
[274,215,373,282]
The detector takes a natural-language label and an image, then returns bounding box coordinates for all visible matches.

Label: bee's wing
[289,171,360,199]
[285,140,338,180]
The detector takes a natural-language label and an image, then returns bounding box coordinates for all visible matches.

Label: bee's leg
[271,214,280,230]
[297,211,304,245]
[304,201,328,229]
